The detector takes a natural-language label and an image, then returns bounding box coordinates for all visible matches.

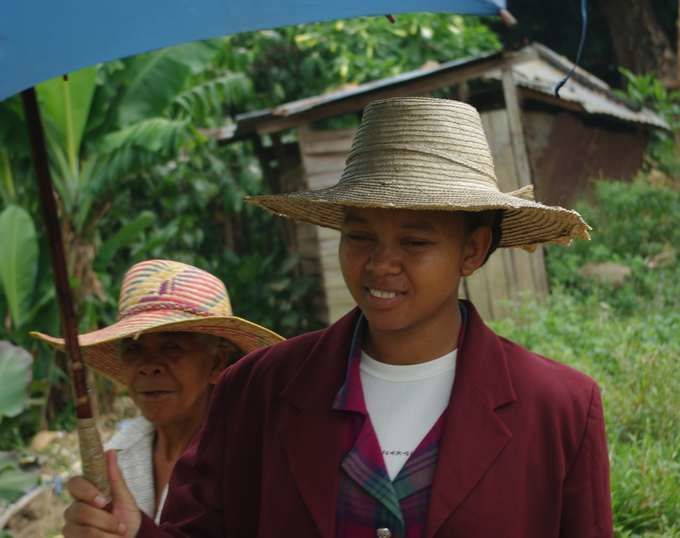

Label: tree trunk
[598,0,676,80]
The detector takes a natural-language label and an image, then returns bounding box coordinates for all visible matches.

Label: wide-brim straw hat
[249,97,590,249]
[31,259,284,384]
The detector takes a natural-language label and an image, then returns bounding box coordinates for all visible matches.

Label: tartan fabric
[332,315,453,538]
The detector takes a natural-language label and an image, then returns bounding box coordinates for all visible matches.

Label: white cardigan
[106,416,168,524]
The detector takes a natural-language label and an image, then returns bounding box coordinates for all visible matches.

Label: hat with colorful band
[30,259,284,384]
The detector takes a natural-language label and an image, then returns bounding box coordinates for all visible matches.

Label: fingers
[67,476,109,507]
[63,501,127,536]
[106,450,125,489]
[106,450,137,509]
[63,452,141,537]
[63,522,126,538]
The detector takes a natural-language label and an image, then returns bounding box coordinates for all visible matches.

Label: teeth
[369,289,397,299]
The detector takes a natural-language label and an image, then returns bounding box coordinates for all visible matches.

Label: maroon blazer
[140,303,613,537]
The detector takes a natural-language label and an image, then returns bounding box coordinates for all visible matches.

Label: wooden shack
[222,43,666,323]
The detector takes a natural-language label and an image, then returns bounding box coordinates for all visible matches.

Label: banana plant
[28,40,249,313]
[0,206,38,331]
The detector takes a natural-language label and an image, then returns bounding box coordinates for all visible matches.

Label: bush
[546,179,680,315]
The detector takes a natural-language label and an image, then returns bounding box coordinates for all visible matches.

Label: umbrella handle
[20,87,112,503]
[78,418,113,503]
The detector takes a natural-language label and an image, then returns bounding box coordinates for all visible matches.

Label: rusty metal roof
[484,43,669,129]
[224,43,667,140]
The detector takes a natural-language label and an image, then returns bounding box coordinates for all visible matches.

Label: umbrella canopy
[1,0,505,101]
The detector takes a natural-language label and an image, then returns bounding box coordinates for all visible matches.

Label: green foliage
[170,73,251,123]
[222,14,500,106]
[492,176,680,536]
[546,179,680,315]
[0,343,33,420]
[0,452,38,503]
[0,205,38,328]
[618,68,680,178]
[116,42,219,125]
[220,241,321,337]
[619,69,680,127]
[492,291,680,536]
[37,67,98,174]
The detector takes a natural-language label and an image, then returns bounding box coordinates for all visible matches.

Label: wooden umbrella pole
[20,87,111,502]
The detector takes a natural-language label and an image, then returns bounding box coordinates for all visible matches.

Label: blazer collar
[279,308,360,411]
[425,301,517,537]
[278,302,517,538]
[278,309,360,537]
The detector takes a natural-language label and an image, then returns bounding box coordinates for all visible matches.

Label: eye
[344,231,373,243]
[120,341,142,362]
[401,238,432,248]
[161,341,183,353]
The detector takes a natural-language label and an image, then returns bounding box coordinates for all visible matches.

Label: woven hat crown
[248,96,591,249]
[341,97,499,193]
[118,259,232,320]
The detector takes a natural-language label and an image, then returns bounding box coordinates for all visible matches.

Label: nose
[366,242,402,276]
[137,361,165,376]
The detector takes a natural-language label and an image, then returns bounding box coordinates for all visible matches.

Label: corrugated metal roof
[227,43,667,139]
[270,51,502,117]
[485,43,669,129]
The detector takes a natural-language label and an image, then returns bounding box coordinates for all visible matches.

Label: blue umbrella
[5,0,507,502]
[2,0,506,101]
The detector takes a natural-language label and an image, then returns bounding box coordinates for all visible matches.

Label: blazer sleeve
[559,382,613,538]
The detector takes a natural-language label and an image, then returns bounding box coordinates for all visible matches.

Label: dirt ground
[2,397,138,537]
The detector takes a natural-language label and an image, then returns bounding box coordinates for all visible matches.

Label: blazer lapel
[279,406,351,537]
[278,309,361,537]
[426,303,517,538]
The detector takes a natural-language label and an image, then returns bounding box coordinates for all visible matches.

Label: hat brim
[30,311,284,385]
[249,182,591,250]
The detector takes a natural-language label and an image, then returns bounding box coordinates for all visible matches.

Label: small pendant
[376,529,392,538]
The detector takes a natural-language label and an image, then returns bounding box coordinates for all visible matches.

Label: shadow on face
[118,332,230,427]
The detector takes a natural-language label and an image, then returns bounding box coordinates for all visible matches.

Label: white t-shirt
[359,349,457,480]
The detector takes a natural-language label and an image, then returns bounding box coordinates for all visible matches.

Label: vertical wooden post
[500,66,550,297]
[501,66,532,188]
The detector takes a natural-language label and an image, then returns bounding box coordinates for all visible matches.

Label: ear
[460,226,493,277]
[207,348,230,385]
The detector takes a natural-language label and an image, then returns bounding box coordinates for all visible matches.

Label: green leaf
[118,42,217,125]
[0,452,16,472]
[0,341,33,420]
[36,66,98,173]
[0,206,38,328]
[96,211,156,269]
[0,466,38,502]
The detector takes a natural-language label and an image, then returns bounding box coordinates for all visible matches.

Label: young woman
[62,98,612,537]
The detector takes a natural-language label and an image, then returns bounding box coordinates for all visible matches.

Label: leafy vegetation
[223,14,500,107]
[618,68,680,178]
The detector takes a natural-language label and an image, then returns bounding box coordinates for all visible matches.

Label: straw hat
[31,259,284,384]
[249,97,590,249]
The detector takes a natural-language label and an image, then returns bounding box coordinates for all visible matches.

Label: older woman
[32,259,283,523]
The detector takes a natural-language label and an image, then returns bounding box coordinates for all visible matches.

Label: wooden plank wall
[464,110,549,320]
[298,126,357,323]
[296,111,549,324]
